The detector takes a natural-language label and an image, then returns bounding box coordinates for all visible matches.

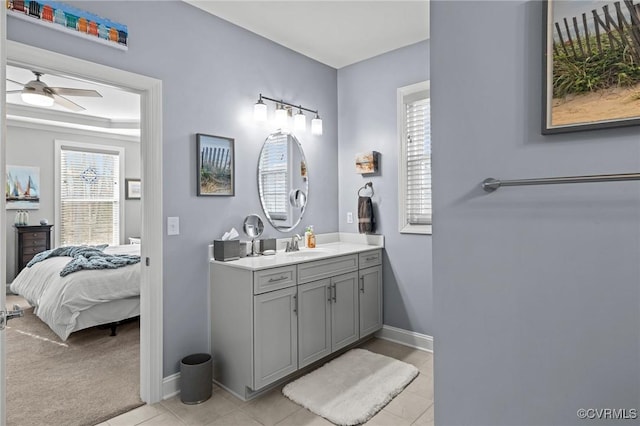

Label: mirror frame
[257,131,308,232]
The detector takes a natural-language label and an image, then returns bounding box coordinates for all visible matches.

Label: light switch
[167,216,180,235]
[347,212,353,224]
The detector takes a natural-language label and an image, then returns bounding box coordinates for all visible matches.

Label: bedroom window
[398,81,431,234]
[55,140,125,246]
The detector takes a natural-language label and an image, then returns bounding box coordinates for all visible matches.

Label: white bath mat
[282,348,419,425]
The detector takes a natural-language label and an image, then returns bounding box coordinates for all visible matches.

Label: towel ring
[358,182,374,197]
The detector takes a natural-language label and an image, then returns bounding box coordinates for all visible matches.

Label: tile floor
[99,338,434,426]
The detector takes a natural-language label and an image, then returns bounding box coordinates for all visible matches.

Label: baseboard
[375,324,433,352]
[162,373,180,400]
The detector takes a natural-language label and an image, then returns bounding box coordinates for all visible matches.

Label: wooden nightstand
[15,224,53,276]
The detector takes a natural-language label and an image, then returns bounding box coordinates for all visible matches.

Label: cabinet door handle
[293,294,297,315]
[327,285,332,303]
[360,276,365,293]
[332,284,337,303]
[268,275,288,283]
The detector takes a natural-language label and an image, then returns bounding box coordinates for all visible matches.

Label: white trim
[7,104,140,131]
[7,119,140,143]
[398,81,431,235]
[375,324,433,352]
[54,139,125,246]
[0,7,8,424]
[7,41,164,404]
[162,373,181,400]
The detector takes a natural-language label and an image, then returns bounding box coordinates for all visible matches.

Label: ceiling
[5,2,428,129]
[6,64,140,137]
[183,0,430,69]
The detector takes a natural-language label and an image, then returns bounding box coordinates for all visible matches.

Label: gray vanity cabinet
[359,265,383,337]
[253,286,298,389]
[298,278,332,368]
[298,272,359,368]
[330,272,360,352]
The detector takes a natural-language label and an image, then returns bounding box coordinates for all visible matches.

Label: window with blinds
[59,146,121,246]
[259,134,288,221]
[399,81,431,234]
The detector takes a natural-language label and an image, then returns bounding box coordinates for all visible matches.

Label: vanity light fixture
[253,93,322,134]
[253,95,268,122]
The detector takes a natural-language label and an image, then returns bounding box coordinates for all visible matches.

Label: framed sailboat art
[6,165,40,209]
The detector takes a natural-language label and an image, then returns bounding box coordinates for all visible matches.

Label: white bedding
[10,244,141,341]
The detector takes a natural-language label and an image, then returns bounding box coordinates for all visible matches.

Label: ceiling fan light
[21,91,54,107]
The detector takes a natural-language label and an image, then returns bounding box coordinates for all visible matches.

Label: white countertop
[210,233,384,271]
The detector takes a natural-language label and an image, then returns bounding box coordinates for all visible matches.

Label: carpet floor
[282,348,419,425]
[6,308,143,426]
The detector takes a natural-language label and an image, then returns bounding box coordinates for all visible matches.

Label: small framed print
[197,133,235,196]
[125,178,141,200]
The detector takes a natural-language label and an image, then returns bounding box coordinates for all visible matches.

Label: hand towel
[358,196,375,234]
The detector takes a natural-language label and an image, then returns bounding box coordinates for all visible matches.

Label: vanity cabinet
[298,271,359,368]
[210,246,383,401]
[253,286,298,389]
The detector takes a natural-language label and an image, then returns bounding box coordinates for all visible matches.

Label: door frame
[0,35,164,420]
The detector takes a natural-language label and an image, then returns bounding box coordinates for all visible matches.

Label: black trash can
[180,353,212,404]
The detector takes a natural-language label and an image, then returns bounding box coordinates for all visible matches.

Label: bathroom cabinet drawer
[359,250,382,268]
[297,254,358,284]
[253,265,297,295]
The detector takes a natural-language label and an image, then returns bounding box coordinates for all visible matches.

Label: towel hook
[358,182,374,197]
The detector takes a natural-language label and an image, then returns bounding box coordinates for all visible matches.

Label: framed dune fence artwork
[6,165,40,210]
[355,151,380,174]
[543,0,640,133]
[197,133,235,196]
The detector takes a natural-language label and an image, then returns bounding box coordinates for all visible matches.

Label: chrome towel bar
[482,173,640,192]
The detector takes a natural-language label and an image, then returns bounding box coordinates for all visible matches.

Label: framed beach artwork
[197,133,235,196]
[6,165,40,209]
[543,0,640,133]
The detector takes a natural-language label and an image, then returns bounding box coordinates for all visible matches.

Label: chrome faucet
[285,234,302,252]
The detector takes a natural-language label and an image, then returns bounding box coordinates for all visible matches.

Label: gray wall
[5,125,141,281]
[8,1,339,376]
[432,1,640,425]
[337,41,431,335]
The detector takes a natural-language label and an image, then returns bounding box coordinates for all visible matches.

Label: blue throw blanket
[27,245,140,277]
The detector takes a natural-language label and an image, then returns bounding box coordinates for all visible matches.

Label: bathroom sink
[284,248,333,258]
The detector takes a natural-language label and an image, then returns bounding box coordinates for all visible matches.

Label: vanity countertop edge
[209,234,383,271]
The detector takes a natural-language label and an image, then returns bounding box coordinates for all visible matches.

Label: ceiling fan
[7,71,102,112]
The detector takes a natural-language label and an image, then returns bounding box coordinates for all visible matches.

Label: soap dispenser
[305,226,316,248]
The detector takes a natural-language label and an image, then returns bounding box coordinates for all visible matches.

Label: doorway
[0,40,164,422]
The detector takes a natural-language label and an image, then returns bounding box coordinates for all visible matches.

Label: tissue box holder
[213,240,240,261]
[259,238,276,253]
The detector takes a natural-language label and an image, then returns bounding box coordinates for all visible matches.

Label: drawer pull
[365,256,377,261]
[268,275,288,283]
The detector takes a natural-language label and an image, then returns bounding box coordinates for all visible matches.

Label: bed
[10,244,141,341]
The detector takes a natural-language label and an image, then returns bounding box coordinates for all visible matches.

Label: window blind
[405,97,431,225]
[259,134,288,221]
[59,148,120,246]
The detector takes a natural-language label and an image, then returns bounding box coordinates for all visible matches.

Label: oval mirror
[258,131,308,232]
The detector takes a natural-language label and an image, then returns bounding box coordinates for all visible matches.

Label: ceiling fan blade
[6,90,24,94]
[48,87,102,98]
[7,78,25,87]
[52,93,85,112]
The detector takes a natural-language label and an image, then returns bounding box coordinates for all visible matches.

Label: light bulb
[311,115,323,135]
[254,99,267,122]
[21,91,55,107]
[294,110,306,131]
[274,105,288,129]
